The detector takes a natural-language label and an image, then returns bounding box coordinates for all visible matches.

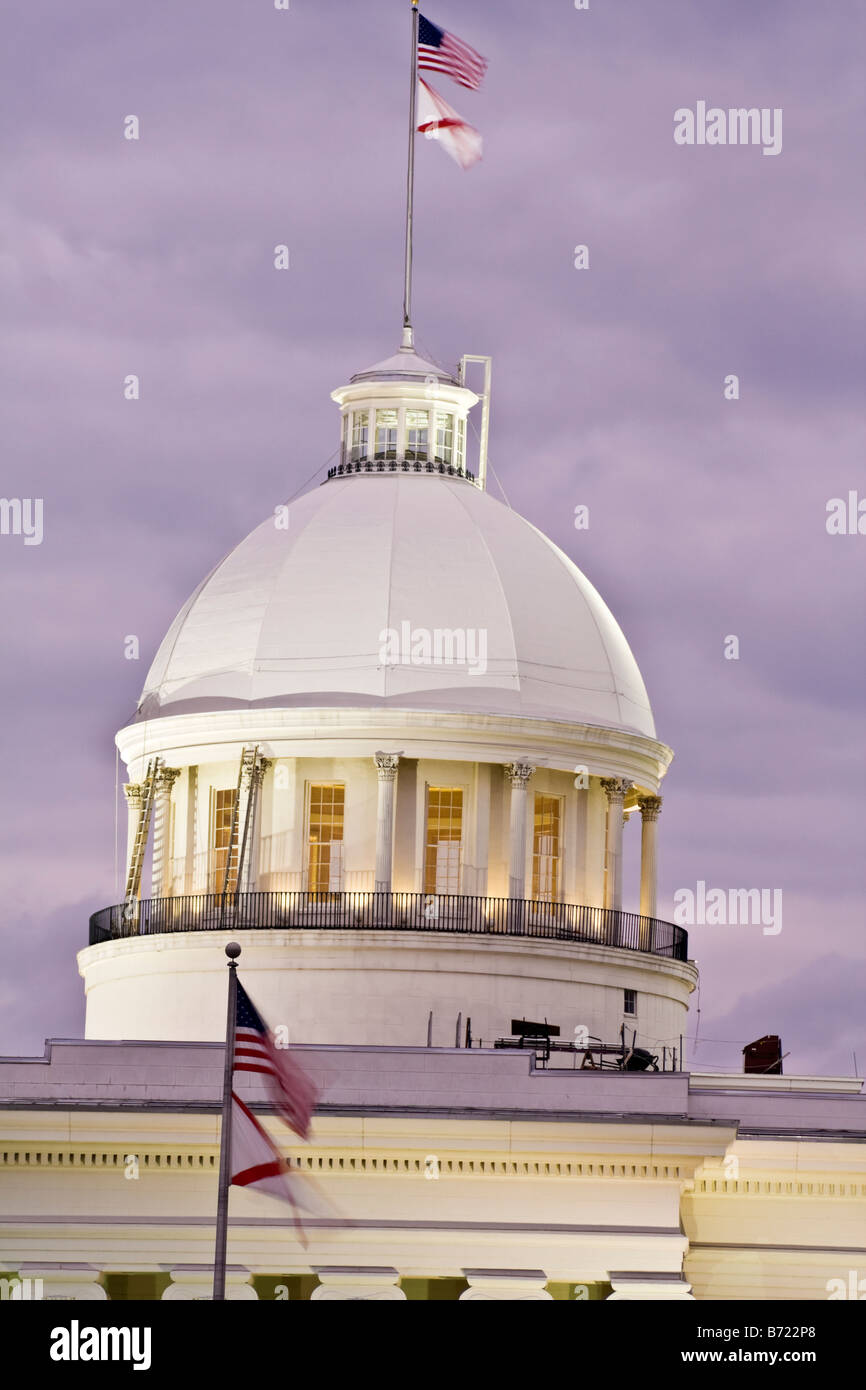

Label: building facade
[1,341,864,1301]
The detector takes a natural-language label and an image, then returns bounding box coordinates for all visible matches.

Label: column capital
[504,761,534,787]
[600,776,630,805]
[252,757,273,786]
[607,1271,693,1301]
[460,1269,553,1301]
[19,1264,108,1301]
[374,751,402,781]
[123,783,146,811]
[638,794,663,822]
[311,1267,405,1300]
[163,1268,257,1301]
[156,766,182,793]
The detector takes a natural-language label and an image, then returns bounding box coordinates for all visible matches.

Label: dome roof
[137,473,656,738]
[349,345,457,385]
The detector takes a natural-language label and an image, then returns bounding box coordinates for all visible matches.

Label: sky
[1,0,863,1074]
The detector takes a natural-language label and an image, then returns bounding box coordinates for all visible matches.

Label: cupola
[329,333,484,486]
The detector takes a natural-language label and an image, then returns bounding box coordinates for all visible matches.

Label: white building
[1,341,864,1302]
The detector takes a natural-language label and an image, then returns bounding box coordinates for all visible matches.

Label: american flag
[233,982,318,1140]
[418,14,487,92]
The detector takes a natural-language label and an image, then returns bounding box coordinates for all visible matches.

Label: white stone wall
[79,930,696,1049]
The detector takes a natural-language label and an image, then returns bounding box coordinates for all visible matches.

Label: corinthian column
[638,795,662,922]
[600,778,630,912]
[504,762,534,901]
[123,783,146,895]
[374,753,401,893]
[151,767,181,899]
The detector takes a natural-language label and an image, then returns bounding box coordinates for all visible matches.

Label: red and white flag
[230,1094,331,1215]
[417,78,482,171]
[232,981,317,1138]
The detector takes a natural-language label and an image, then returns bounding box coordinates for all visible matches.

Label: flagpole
[402,0,420,347]
[213,942,241,1301]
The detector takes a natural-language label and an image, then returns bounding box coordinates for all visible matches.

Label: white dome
[137,474,656,738]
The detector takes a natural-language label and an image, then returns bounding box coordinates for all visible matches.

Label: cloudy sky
[1,0,863,1074]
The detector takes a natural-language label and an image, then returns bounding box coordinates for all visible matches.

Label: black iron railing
[88,891,688,960]
[326,457,476,483]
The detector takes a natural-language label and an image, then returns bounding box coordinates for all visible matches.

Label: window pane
[211,788,238,893]
[308,783,345,893]
[351,411,369,462]
[405,409,429,461]
[532,794,561,902]
[424,787,463,895]
[375,409,398,460]
[434,413,453,465]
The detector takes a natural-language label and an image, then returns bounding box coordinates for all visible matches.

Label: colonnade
[123,757,665,926]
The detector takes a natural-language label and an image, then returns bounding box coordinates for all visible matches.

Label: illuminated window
[210,788,238,893]
[424,787,463,894]
[405,409,429,461]
[374,409,398,460]
[350,411,369,462]
[434,412,453,465]
[456,415,465,468]
[532,794,561,902]
[307,783,345,893]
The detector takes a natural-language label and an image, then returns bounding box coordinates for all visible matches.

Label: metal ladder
[123,757,162,916]
[219,746,259,924]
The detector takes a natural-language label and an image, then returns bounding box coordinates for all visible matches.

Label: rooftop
[1,1040,862,1139]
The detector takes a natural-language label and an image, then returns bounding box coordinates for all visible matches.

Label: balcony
[326,456,476,483]
[88,891,688,961]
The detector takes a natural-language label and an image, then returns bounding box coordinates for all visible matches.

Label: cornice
[116,706,674,788]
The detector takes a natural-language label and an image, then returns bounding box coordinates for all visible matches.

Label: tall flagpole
[213,942,241,1300]
[402,0,420,348]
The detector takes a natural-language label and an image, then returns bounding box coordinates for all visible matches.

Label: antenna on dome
[401,1,421,350]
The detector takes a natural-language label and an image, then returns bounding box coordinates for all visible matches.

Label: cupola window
[456,415,466,468]
[405,409,429,461]
[374,409,398,461]
[434,411,454,465]
[350,411,369,462]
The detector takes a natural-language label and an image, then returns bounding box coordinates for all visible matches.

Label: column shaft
[601,778,629,912]
[505,763,533,901]
[123,784,145,895]
[151,768,181,899]
[374,753,401,893]
[638,795,662,921]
